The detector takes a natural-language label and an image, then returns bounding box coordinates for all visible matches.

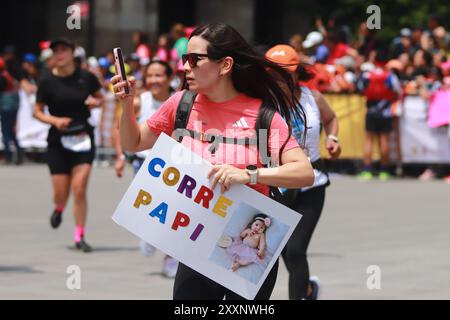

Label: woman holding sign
[34,39,103,252]
[111,23,314,300]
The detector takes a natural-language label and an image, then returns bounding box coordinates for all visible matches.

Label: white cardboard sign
[112,133,302,299]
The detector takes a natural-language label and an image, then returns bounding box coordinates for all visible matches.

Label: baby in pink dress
[227,214,271,272]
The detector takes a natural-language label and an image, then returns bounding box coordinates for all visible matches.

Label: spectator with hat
[302,31,329,64]
[393,28,416,58]
[21,53,39,95]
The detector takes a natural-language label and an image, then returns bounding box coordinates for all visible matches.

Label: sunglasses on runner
[182,53,211,68]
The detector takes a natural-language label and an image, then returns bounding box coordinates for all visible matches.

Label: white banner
[400,96,450,163]
[16,90,49,149]
[112,133,301,299]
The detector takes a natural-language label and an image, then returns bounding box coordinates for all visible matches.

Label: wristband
[327,134,339,143]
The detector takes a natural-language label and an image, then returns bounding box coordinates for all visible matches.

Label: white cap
[40,48,53,61]
[302,31,324,49]
[87,56,99,68]
[400,28,412,38]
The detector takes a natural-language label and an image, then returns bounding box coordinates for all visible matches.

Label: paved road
[1,164,449,299]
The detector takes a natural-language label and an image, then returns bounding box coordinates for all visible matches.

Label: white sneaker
[308,276,321,300]
[139,240,157,257]
[162,256,179,278]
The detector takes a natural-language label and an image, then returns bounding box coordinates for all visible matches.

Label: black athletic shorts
[46,133,95,175]
[365,112,393,133]
[365,100,393,133]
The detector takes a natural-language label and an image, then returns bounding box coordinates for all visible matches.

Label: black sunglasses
[182,53,211,68]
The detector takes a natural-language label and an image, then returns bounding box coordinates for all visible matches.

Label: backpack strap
[255,103,276,167]
[255,103,288,204]
[173,90,197,142]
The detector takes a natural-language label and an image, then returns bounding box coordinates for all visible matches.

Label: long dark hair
[182,23,307,159]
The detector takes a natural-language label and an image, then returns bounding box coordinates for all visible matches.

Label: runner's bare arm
[209,147,314,191]
[312,90,341,159]
[256,147,314,188]
[33,102,72,131]
[85,90,104,109]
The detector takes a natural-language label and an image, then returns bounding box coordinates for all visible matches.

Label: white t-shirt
[135,91,166,159]
[299,87,329,191]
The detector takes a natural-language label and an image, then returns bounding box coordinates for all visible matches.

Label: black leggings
[173,259,279,300]
[281,185,326,300]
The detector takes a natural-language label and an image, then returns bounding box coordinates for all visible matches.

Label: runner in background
[33,39,103,252]
[266,44,341,300]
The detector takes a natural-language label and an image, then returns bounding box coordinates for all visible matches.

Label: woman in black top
[33,39,103,252]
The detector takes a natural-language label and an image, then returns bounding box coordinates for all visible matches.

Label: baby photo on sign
[209,202,290,284]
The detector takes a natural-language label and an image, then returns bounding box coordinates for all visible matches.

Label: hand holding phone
[113,47,129,95]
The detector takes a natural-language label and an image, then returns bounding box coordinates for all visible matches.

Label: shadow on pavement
[0,266,43,274]
[65,246,139,253]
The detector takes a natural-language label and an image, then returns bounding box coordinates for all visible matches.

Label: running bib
[61,133,91,152]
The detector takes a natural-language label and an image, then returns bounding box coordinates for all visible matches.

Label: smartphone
[113,47,129,94]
